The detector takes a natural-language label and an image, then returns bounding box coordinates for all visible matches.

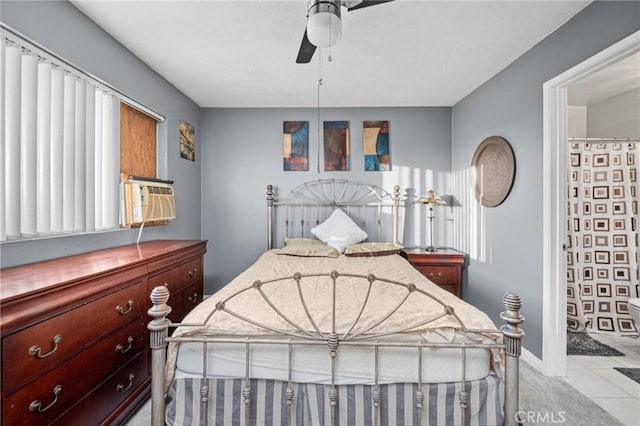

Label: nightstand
[403,248,465,297]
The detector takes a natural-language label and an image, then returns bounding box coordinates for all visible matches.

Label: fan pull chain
[328,13,333,62]
[317,49,323,174]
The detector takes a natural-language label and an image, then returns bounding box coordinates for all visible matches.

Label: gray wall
[588,88,640,138]
[450,1,640,358]
[200,107,451,293]
[0,1,202,268]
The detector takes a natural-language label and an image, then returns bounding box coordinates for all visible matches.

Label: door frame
[542,30,640,376]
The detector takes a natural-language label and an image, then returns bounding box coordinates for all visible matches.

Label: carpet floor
[566,331,625,356]
[518,360,622,426]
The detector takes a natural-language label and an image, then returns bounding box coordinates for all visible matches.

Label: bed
[148,179,524,426]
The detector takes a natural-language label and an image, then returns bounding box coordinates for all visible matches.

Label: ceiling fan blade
[296,29,317,64]
[346,0,394,12]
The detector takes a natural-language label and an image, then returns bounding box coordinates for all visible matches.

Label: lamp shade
[307,1,342,48]
[418,190,446,206]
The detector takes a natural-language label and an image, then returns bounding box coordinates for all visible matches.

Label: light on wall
[306,1,342,48]
[418,189,446,252]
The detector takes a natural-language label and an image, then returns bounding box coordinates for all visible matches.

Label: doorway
[542,30,640,376]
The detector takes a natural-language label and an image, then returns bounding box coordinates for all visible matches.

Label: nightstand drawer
[403,249,464,298]
[434,283,457,295]
[414,265,458,285]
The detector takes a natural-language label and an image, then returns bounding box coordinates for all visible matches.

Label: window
[1,25,164,242]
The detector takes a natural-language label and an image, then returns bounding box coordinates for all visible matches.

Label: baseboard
[521,347,543,373]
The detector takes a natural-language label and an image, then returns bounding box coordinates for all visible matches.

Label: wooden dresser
[403,248,465,298]
[0,239,207,425]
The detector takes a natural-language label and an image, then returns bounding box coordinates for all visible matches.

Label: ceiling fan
[296,0,394,64]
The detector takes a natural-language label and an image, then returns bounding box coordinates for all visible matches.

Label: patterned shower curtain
[566,143,639,334]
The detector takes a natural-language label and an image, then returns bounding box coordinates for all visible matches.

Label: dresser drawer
[2,319,144,426]
[52,353,148,426]
[148,257,202,296]
[169,280,203,323]
[2,281,145,394]
[413,265,458,285]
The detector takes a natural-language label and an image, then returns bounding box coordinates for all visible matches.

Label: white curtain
[1,35,120,241]
[0,40,5,242]
[4,43,20,240]
[567,142,640,334]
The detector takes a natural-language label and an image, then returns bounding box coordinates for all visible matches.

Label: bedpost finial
[267,185,274,204]
[149,285,170,308]
[147,286,172,336]
[500,293,524,328]
[502,293,522,313]
[500,293,525,356]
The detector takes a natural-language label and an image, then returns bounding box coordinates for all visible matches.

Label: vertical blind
[1,30,120,241]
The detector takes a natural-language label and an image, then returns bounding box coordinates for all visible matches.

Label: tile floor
[564,332,640,426]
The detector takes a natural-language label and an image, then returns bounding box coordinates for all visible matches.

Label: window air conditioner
[122,177,176,225]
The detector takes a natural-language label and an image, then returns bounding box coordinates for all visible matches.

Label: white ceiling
[568,52,640,106]
[71,0,592,108]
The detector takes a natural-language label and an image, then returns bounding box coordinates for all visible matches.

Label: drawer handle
[188,293,199,304]
[428,272,443,279]
[29,334,62,359]
[187,268,198,278]
[116,336,134,354]
[29,384,62,413]
[163,282,168,288]
[116,373,135,393]
[115,299,134,315]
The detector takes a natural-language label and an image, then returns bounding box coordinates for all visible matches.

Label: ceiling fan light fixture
[306,1,342,48]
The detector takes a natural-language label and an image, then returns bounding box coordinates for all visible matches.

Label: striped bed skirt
[166,373,504,425]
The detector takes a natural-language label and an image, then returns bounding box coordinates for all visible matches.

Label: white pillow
[311,208,368,253]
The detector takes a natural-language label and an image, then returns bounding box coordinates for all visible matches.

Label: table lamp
[418,189,446,252]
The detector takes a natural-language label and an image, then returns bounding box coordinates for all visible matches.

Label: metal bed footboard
[148,272,524,426]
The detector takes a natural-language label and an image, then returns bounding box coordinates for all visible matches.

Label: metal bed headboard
[266,179,402,250]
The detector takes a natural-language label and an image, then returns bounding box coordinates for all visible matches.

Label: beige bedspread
[163,250,502,388]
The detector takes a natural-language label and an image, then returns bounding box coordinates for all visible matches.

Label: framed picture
[324,121,350,171]
[283,121,309,171]
[363,120,390,171]
[179,120,195,161]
